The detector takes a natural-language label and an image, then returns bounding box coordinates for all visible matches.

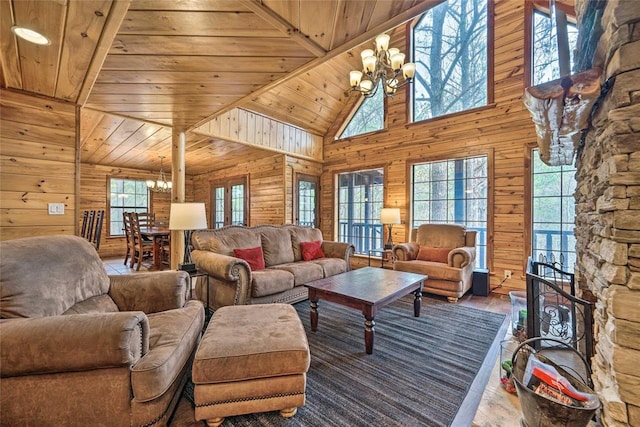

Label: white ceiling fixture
[11,26,50,45]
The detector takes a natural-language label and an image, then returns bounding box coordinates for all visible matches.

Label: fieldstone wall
[574,1,640,426]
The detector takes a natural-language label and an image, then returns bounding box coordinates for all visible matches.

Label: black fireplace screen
[526,258,595,363]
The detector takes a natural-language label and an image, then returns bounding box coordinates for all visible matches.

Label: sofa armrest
[0,312,149,377]
[191,249,252,305]
[449,246,476,268]
[393,242,420,261]
[321,241,355,270]
[109,271,189,313]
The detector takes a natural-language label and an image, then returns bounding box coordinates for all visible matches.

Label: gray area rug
[189,295,505,427]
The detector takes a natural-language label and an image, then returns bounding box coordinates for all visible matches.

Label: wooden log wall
[193,108,323,161]
[322,0,539,292]
[79,163,195,258]
[193,154,288,226]
[0,89,77,241]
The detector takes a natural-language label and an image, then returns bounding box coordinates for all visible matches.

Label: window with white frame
[336,169,384,254]
[531,148,576,269]
[412,0,489,122]
[339,88,384,139]
[411,155,488,267]
[109,178,149,237]
[531,8,578,86]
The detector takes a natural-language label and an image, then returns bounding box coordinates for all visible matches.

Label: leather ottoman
[193,304,310,426]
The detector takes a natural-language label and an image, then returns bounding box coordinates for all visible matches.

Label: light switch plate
[48,203,65,215]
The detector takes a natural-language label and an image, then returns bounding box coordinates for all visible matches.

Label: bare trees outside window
[339,88,384,139]
[411,156,488,267]
[532,10,578,85]
[413,0,489,122]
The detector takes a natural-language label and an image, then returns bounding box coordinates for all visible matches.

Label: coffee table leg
[413,288,422,317]
[364,316,375,354]
[310,298,319,332]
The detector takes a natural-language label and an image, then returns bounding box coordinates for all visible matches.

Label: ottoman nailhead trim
[196,391,304,408]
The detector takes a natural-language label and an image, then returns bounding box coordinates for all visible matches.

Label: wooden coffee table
[305,267,427,354]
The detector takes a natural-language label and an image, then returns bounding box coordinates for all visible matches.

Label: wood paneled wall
[321,0,534,292]
[193,108,323,161]
[79,163,194,258]
[0,89,78,241]
[193,154,288,226]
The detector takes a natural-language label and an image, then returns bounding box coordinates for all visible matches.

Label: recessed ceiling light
[11,26,50,45]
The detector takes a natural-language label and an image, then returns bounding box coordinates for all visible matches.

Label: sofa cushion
[251,269,294,297]
[273,262,324,286]
[62,295,119,315]
[192,304,310,384]
[300,240,325,261]
[394,260,464,282]
[416,224,466,248]
[131,301,203,402]
[290,227,323,261]
[417,247,451,263]
[192,228,262,256]
[0,235,110,318]
[310,258,348,278]
[260,227,295,267]
[233,247,265,271]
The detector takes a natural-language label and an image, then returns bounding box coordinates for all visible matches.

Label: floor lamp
[380,208,401,249]
[169,203,208,272]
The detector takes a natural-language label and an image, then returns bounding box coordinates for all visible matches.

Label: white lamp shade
[169,203,208,230]
[380,208,401,224]
[402,62,416,79]
[349,70,363,87]
[375,33,390,52]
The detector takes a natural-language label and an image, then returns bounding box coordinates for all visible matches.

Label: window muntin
[531,149,576,269]
[411,155,488,268]
[339,88,384,139]
[337,169,384,254]
[212,177,247,228]
[412,0,489,122]
[109,178,149,237]
[296,174,319,227]
[531,9,578,85]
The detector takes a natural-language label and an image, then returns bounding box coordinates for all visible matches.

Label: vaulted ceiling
[1,0,438,174]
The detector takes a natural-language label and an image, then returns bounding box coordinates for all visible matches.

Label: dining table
[140,227,170,270]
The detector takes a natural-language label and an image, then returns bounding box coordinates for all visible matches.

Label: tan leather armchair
[0,235,204,426]
[393,224,477,302]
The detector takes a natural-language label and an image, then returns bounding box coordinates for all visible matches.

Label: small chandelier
[348,33,416,98]
[146,156,172,193]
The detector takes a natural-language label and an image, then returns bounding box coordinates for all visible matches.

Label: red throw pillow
[416,246,451,263]
[233,246,265,271]
[300,240,325,261]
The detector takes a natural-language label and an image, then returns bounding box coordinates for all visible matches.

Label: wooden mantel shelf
[523,68,601,166]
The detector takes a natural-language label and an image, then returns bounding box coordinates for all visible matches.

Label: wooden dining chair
[81,210,104,251]
[123,212,133,266]
[137,212,155,241]
[126,212,153,270]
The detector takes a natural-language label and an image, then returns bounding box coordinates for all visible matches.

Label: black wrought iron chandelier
[348,33,416,98]
[146,156,172,193]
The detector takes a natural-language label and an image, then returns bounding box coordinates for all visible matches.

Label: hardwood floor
[102,258,523,426]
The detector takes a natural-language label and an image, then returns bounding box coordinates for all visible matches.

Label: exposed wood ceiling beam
[238,0,327,58]
[77,0,131,106]
[188,0,444,133]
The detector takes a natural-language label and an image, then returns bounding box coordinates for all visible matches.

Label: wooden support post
[171,130,186,270]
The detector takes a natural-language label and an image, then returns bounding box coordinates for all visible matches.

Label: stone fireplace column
[574,1,640,426]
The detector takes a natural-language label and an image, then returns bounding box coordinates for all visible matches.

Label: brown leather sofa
[191,225,354,309]
[0,235,204,426]
[392,224,477,302]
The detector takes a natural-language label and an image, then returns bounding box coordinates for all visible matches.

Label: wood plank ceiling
[1,0,437,175]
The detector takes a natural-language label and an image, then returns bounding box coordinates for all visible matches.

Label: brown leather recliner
[0,235,204,426]
[393,224,477,302]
